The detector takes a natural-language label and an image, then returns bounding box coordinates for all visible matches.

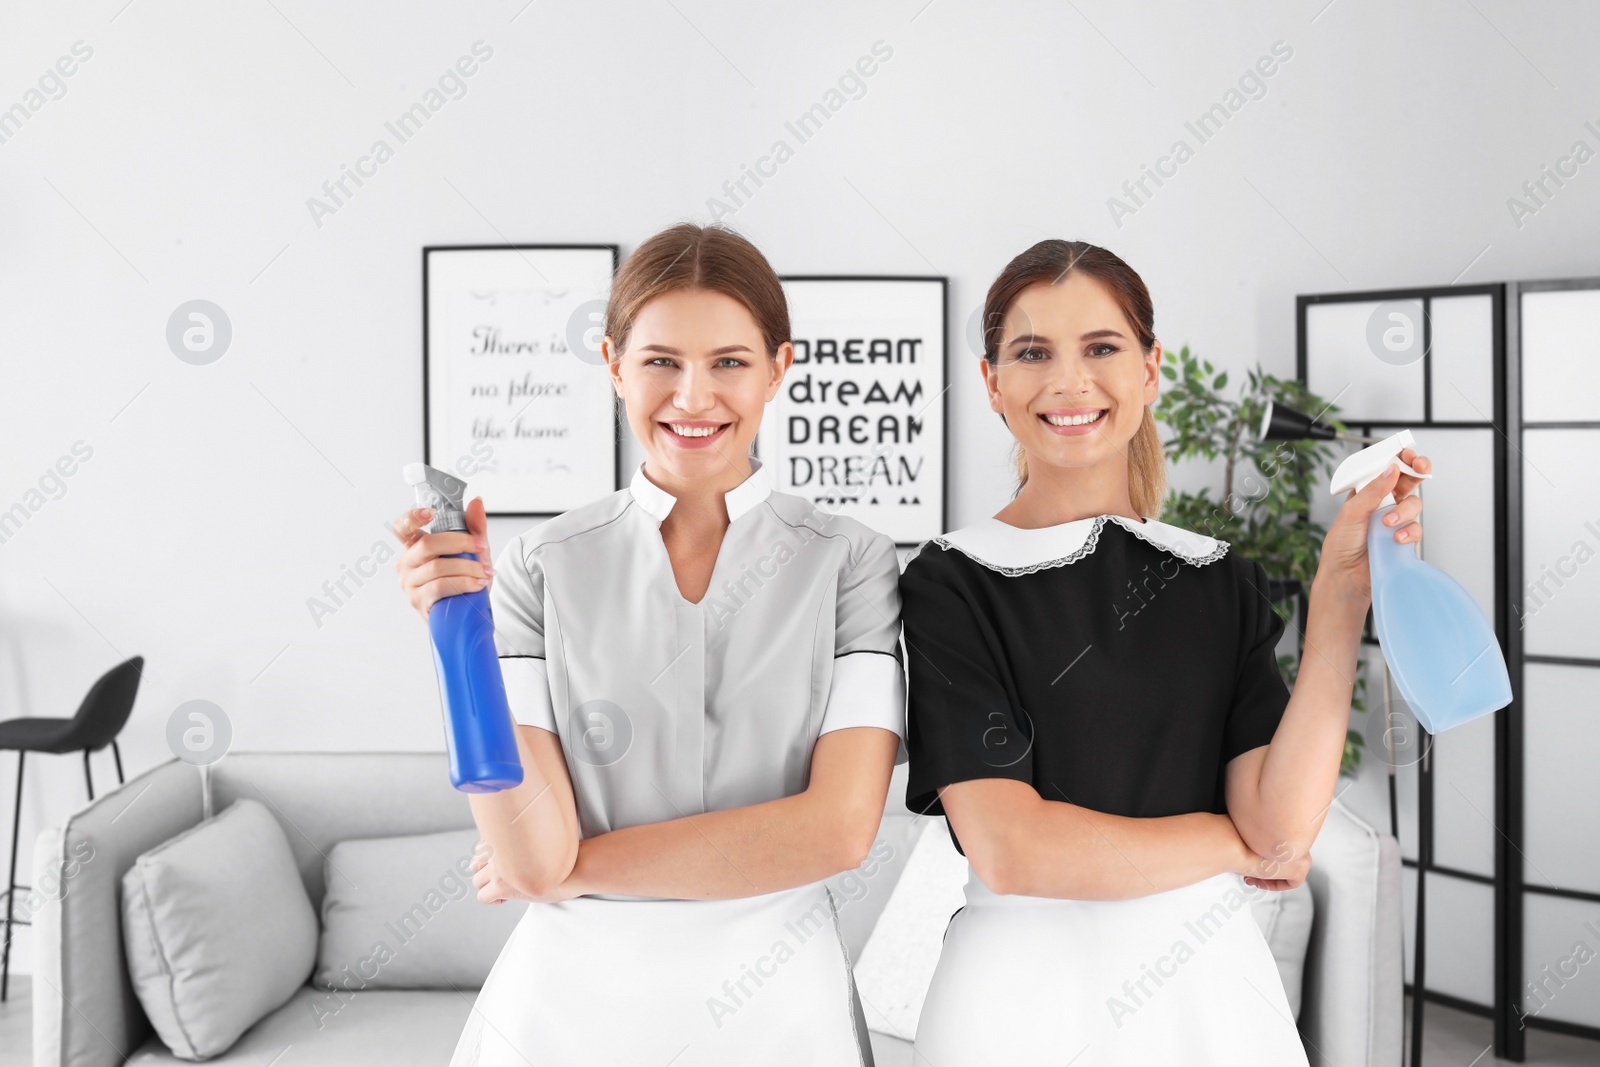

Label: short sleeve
[818,531,909,765]
[900,548,1032,817]
[489,533,557,733]
[1223,557,1293,761]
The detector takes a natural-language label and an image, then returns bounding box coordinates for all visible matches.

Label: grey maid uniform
[449,457,907,1067]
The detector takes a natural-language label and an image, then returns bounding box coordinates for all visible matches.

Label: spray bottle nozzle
[1328,429,1431,500]
[403,462,469,534]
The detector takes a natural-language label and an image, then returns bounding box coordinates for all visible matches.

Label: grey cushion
[207,752,479,914]
[120,797,318,1060]
[31,753,479,1067]
[314,827,522,992]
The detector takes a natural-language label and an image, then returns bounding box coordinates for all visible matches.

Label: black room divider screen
[1297,277,1600,1063]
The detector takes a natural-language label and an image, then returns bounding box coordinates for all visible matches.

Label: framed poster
[423,244,619,516]
[757,276,948,545]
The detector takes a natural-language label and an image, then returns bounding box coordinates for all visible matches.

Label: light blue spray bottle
[404,463,524,792]
[1328,430,1513,733]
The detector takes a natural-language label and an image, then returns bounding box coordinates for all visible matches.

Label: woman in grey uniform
[393,224,905,1066]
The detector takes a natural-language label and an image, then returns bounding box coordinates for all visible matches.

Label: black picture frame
[422,243,621,518]
[760,274,950,547]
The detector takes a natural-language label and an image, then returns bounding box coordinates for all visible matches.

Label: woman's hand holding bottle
[1314,446,1431,607]
[391,496,495,619]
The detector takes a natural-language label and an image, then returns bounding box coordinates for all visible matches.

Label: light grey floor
[2,979,1596,1066]
[0,981,32,1067]
[865,1002,1600,1067]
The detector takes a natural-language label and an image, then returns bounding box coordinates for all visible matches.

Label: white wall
[2,0,1597,976]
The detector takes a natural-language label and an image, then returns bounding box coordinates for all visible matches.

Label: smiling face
[981,271,1161,479]
[604,287,792,486]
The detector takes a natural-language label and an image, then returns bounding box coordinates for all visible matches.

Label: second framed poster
[757,276,947,545]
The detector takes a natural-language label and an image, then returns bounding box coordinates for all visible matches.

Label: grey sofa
[30,752,1401,1065]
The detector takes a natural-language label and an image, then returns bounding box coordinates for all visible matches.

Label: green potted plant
[1154,345,1368,774]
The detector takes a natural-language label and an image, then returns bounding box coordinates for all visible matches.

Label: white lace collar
[930,513,1229,576]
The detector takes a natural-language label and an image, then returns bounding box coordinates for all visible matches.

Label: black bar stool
[0,655,142,1001]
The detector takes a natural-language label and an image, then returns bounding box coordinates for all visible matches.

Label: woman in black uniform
[902,239,1429,1064]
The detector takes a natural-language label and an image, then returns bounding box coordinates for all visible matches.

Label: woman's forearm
[944,778,1249,900]
[561,790,865,900]
[468,724,581,896]
[558,726,896,901]
[1232,578,1368,858]
[999,802,1244,900]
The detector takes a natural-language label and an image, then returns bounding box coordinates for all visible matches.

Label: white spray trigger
[1328,428,1432,497]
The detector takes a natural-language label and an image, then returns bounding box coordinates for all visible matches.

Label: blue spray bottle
[1328,430,1513,733]
[403,463,524,792]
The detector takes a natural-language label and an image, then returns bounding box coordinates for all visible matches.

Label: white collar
[628,457,773,526]
[931,513,1228,575]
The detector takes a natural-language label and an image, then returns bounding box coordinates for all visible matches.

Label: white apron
[914,869,1311,1065]
[449,881,870,1066]
[453,464,907,1065]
